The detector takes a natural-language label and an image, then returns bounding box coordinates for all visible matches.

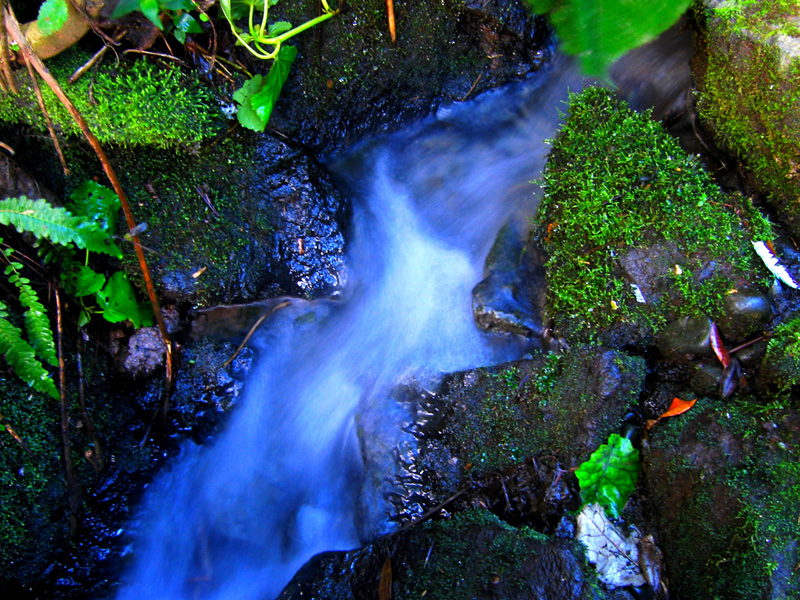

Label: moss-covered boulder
[692,0,800,240]
[534,86,773,348]
[277,508,627,600]
[355,346,645,541]
[643,398,800,599]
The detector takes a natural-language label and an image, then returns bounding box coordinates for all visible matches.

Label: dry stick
[386,0,396,44]
[56,289,82,534]
[0,0,17,93]
[0,412,31,454]
[4,7,174,407]
[222,301,291,369]
[69,30,127,84]
[77,337,105,472]
[25,59,69,176]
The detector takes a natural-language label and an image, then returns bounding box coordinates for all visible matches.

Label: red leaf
[709,321,731,368]
[659,397,697,419]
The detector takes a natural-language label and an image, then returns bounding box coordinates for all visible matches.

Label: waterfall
[116,56,586,600]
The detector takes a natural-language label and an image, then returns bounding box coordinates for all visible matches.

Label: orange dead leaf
[379,555,392,600]
[659,397,696,419]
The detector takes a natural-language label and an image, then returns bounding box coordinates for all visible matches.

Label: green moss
[400,509,551,599]
[536,87,771,342]
[695,0,800,237]
[763,315,800,391]
[0,47,221,147]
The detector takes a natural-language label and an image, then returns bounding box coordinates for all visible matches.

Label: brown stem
[77,335,104,472]
[25,58,68,175]
[4,5,174,399]
[0,0,16,93]
[386,0,396,44]
[56,289,81,534]
[0,411,31,454]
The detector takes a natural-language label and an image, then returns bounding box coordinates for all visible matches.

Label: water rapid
[116,56,586,600]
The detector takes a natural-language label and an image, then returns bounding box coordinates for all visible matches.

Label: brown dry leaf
[709,321,731,368]
[379,555,392,600]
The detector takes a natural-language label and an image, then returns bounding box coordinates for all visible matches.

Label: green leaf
[575,433,640,519]
[67,180,121,233]
[528,0,691,76]
[268,21,292,37]
[0,197,122,258]
[61,264,106,298]
[250,45,297,124]
[38,0,70,37]
[0,303,58,400]
[140,0,164,30]
[233,74,267,132]
[173,12,204,34]
[96,272,143,327]
[111,0,142,18]
[16,280,57,368]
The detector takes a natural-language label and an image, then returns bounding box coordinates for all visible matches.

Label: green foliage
[575,432,640,519]
[37,0,69,36]
[0,196,121,257]
[536,87,771,341]
[763,316,800,391]
[0,301,59,400]
[0,49,218,148]
[526,0,691,75]
[113,0,205,42]
[251,44,297,125]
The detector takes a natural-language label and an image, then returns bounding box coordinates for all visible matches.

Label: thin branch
[77,335,104,472]
[56,289,81,534]
[4,5,174,399]
[0,412,31,454]
[222,301,291,369]
[0,0,17,93]
[386,0,396,44]
[25,59,69,176]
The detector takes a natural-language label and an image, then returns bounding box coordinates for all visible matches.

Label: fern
[0,301,58,400]
[4,258,57,367]
[0,196,122,258]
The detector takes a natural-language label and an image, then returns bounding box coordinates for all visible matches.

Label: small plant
[575,432,640,518]
[112,0,206,43]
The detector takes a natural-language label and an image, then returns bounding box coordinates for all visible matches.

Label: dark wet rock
[717,288,772,343]
[0,151,58,203]
[643,400,800,599]
[355,346,645,542]
[268,1,551,153]
[278,508,629,600]
[472,218,548,339]
[657,315,713,359]
[688,361,724,396]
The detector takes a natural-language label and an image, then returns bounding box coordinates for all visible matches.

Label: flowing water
[117,56,588,600]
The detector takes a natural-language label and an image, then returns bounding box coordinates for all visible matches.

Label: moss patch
[762,314,800,391]
[693,0,800,238]
[535,87,772,344]
[0,47,221,148]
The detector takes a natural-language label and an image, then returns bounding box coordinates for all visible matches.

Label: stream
[116,56,588,600]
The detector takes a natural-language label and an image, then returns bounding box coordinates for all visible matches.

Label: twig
[190,0,216,74]
[56,289,82,534]
[4,6,174,405]
[25,59,68,176]
[77,335,104,472]
[222,301,291,369]
[393,490,465,535]
[0,140,13,154]
[68,30,126,84]
[0,0,17,94]
[0,412,31,454]
[729,335,765,355]
[386,0,396,44]
[458,72,482,102]
[122,48,186,64]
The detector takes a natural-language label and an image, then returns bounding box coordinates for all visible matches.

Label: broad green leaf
[233,74,267,132]
[0,197,122,258]
[250,45,297,124]
[38,0,69,37]
[96,272,143,327]
[67,180,121,233]
[140,0,164,30]
[173,12,204,35]
[575,433,640,519]
[111,0,143,18]
[527,0,691,75]
[62,264,106,298]
[161,0,194,9]
[268,21,292,37]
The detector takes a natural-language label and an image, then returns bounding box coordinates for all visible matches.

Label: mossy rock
[0,47,221,148]
[643,398,800,599]
[534,86,772,347]
[278,508,624,600]
[692,0,800,239]
[355,346,645,540]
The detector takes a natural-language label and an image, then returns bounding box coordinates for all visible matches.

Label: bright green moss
[536,87,771,342]
[0,47,221,147]
[763,315,800,391]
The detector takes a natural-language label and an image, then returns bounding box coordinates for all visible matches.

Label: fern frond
[0,197,122,258]
[0,302,59,400]
[16,279,57,368]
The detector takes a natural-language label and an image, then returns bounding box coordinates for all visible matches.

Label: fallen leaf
[709,321,731,368]
[379,555,392,600]
[753,240,799,289]
[719,359,744,398]
[659,397,696,419]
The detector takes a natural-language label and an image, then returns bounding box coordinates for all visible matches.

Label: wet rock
[355,346,645,542]
[0,151,58,203]
[116,327,166,380]
[269,1,552,153]
[717,288,772,343]
[278,508,629,600]
[472,218,547,339]
[657,315,713,359]
[643,401,800,599]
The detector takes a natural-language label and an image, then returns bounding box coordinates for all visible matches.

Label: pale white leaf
[753,241,798,289]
